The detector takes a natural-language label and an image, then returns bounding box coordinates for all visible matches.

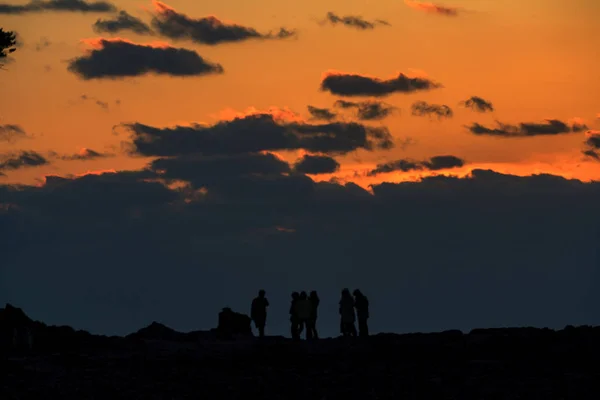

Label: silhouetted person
[339,288,357,337]
[295,291,312,339]
[290,291,301,340]
[353,289,370,337]
[251,289,269,338]
[307,290,320,339]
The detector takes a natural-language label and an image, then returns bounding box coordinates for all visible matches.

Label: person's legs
[305,320,313,340]
[350,322,357,337]
[358,319,369,337]
[311,318,319,339]
[291,319,299,340]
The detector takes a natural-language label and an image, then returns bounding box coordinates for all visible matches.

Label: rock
[127,321,180,341]
[0,303,35,353]
[216,307,253,340]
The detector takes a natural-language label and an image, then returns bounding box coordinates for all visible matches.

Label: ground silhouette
[2,303,600,399]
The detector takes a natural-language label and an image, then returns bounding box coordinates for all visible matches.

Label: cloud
[78,94,111,110]
[333,100,398,120]
[467,119,586,137]
[67,38,224,79]
[150,1,295,46]
[320,71,442,97]
[0,151,49,172]
[307,106,337,121]
[0,124,29,142]
[403,0,460,17]
[0,0,116,14]
[35,37,51,51]
[570,118,588,133]
[93,10,153,35]
[583,149,599,160]
[2,168,599,338]
[293,154,340,174]
[322,12,390,30]
[53,148,113,161]
[460,96,494,113]
[367,155,464,176]
[150,152,292,187]
[583,131,600,160]
[411,101,453,119]
[124,111,394,157]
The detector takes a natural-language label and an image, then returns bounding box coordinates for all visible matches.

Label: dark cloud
[151,1,295,46]
[411,101,453,119]
[0,151,49,172]
[293,154,340,174]
[583,131,600,160]
[307,106,337,121]
[67,38,224,80]
[368,155,464,176]
[334,100,398,120]
[124,112,394,157]
[150,152,291,187]
[2,168,599,338]
[585,132,600,149]
[320,71,442,97]
[0,0,115,14]
[467,119,586,137]
[79,94,110,110]
[0,124,28,142]
[571,120,588,133]
[403,0,460,16]
[323,12,390,30]
[53,148,113,161]
[460,96,494,113]
[583,149,599,160]
[93,10,153,35]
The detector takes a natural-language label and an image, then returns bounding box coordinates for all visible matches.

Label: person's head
[310,290,318,298]
[300,291,307,299]
[353,289,362,297]
[342,288,350,297]
[292,291,299,299]
[258,289,266,298]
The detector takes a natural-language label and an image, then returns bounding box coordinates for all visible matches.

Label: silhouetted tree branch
[0,28,17,69]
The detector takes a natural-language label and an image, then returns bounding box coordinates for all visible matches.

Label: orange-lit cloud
[403,0,460,16]
[56,148,113,161]
[150,1,295,45]
[214,106,304,123]
[70,38,223,79]
[80,37,171,50]
[320,69,442,97]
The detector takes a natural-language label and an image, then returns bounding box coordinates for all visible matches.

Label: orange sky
[1,0,599,187]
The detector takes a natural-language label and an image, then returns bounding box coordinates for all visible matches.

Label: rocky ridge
[2,304,600,399]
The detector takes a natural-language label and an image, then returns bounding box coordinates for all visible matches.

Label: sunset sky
[1,0,599,337]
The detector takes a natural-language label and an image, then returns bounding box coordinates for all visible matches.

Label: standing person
[289,291,301,340]
[353,289,370,337]
[339,288,357,337]
[250,289,269,338]
[295,291,312,340]
[307,290,320,340]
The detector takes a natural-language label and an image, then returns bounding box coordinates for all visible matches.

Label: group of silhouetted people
[250,288,369,339]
